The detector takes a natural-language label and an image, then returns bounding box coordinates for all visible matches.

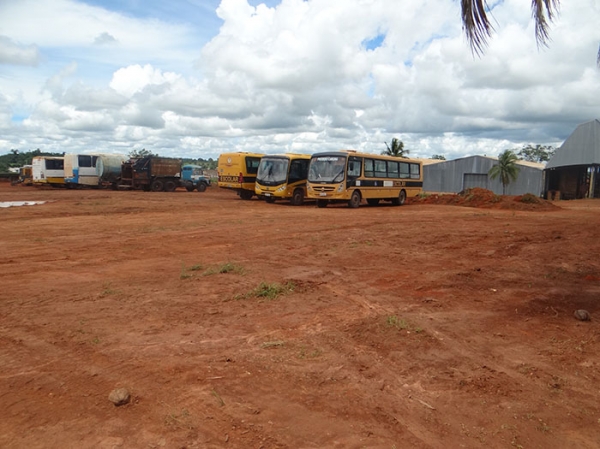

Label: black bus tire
[392,190,407,206]
[239,190,253,200]
[291,189,304,206]
[348,190,361,208]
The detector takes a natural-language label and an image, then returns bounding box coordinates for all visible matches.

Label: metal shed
[423,155,544,196]
[544,119,600,200]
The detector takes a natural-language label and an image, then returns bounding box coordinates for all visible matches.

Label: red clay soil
[411,187,560,211]
[1,182,599,449]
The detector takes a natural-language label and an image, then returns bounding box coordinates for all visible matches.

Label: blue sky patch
[363,33,386,51]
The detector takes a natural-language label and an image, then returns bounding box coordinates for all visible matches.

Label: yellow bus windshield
[256,158,289,186]
[308,155,346,183]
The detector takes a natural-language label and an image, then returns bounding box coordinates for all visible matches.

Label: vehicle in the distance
[18,165,33,185]
[217,152,263,200]
[63,153,128,189]
[306,150,423,208]
[120,156,182,192]
[181,165,211,192]
[32,156,65,187]
[255,153,311,205]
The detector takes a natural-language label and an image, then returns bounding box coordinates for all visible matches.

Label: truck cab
[181,165,211,192]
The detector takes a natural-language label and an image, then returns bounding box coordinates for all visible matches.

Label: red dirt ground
[1,183,599,449]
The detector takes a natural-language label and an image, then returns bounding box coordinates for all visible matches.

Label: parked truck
[120,156,182,192]
[181,164,211,192]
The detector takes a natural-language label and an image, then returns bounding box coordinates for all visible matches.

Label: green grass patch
[233,281,296,301]
[261,340,285,349]
[386,315,423,333]
[203,262,245,276]
[251,281,295,300]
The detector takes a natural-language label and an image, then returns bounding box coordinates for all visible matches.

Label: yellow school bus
[306,150,423,208]
[217,152,263,200]
[255,153,311,205]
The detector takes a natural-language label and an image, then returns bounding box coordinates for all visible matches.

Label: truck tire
[151,179,164,192]
[197,183,207,192]
[164,180,177,192]
[186,185,195,192]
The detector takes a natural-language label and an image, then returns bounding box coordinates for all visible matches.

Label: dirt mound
[411,187,560,211]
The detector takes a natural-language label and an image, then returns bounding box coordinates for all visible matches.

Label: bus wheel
[366,198,380,206]
[151,179,164,192]
[317,199,328,208]
[197,183,207,192]
[164,180,177,192]
[392,190,407,206]
[291,189,304,206]
[239,190,253,200]
[348,191,361,208]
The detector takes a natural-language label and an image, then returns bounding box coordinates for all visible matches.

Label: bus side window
[348,159,361,177]
[364,159,374,177]
[79,155,92,168]
[410,163,420,179]
[375,160,387,178]
[399,162,410,178]
[288,160,305,183]
[247,157,260,174]
[388,161,399,178]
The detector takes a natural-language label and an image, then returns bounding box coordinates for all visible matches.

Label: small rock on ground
[574,310,591,321]
[108,388,131,406]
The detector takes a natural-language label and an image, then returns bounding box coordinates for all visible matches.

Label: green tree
[488,150,521,195]
[382,138,409,158]
[431,154,446,160]
[129,148,156,158]
[516,144,555,163]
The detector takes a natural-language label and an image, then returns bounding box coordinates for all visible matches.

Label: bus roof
[261,153,311,160]
[311,151,422,163]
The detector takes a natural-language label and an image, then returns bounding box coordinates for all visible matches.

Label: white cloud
[110,64,181,97]
[94,32,118,46]
[0,36,40,66]
[0,0,599,160]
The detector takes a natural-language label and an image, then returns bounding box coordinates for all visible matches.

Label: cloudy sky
[0,0,599,161]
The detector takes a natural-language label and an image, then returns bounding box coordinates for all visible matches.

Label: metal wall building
[545,119,600,200]
[423,156,544,196]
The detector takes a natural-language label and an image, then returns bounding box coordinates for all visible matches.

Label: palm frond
[461,0,494,57]
[532,0,560,49]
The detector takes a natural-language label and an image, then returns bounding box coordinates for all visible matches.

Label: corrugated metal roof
[546,119,600,169]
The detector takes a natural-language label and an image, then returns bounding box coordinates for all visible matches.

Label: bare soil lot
[1,183,600,449]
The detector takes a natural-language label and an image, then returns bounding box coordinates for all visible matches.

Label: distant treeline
[0,149,218,173]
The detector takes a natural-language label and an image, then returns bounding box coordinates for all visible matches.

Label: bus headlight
[276,185,286,193]
[337,184,344,192]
